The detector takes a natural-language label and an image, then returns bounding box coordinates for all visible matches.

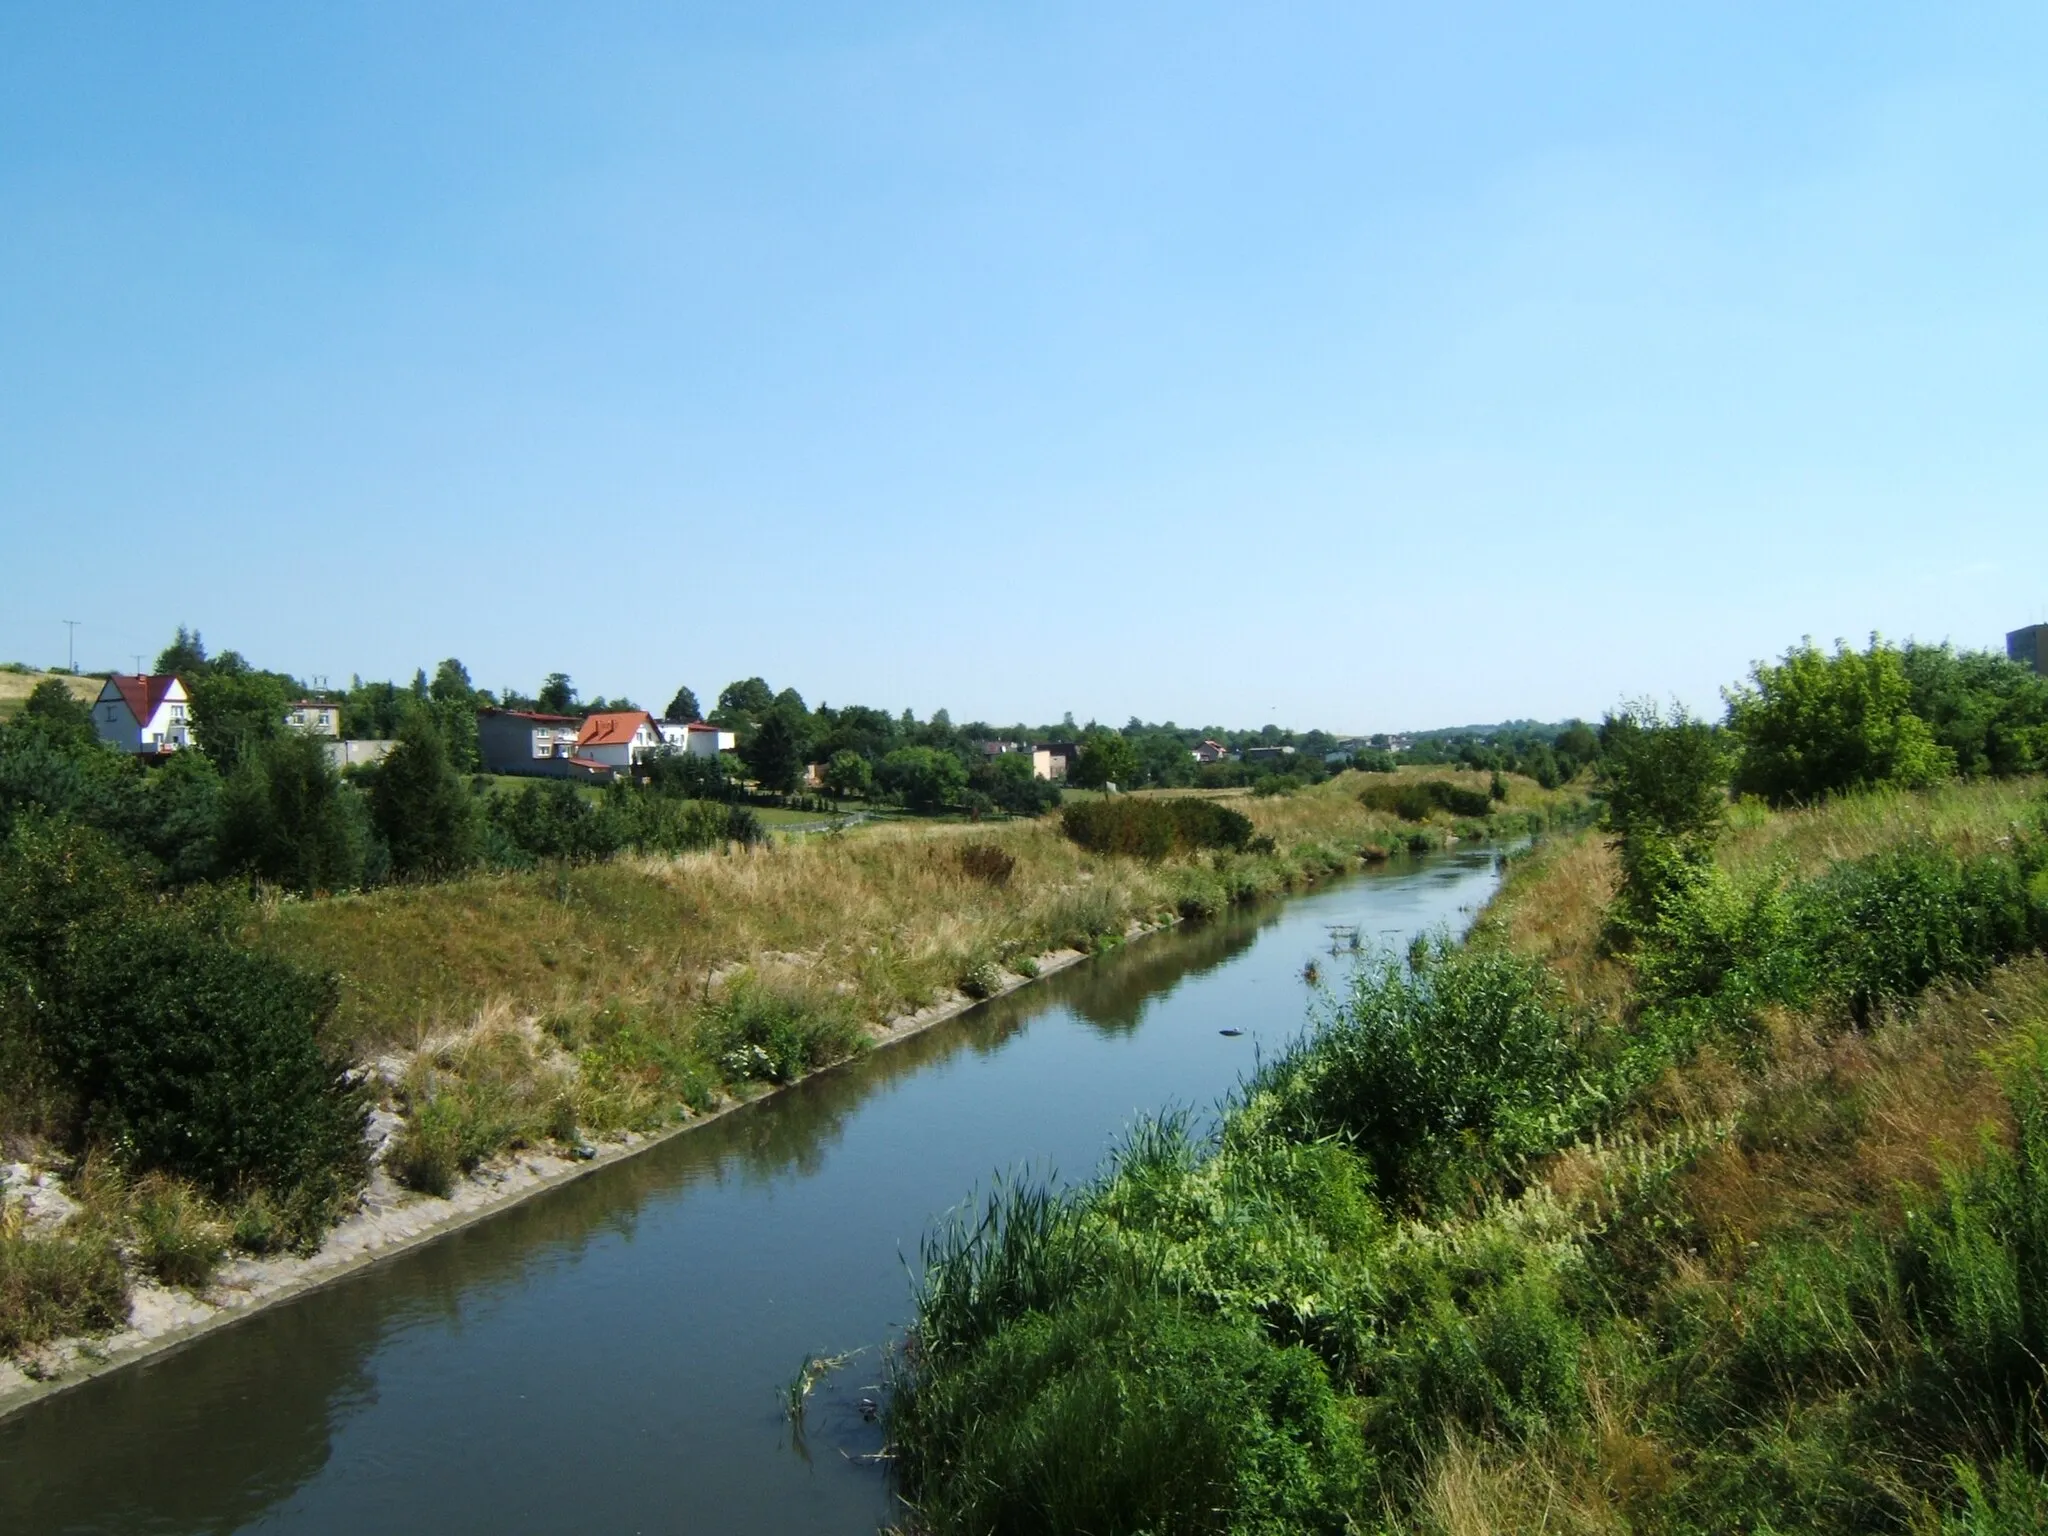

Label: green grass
[888,778,2048,1534]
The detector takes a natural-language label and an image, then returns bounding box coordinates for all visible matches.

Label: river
[1,848,1503,1534]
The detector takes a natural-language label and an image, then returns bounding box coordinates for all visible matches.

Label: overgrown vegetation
[1061,797,1257,857]
[889,750,2048,1532]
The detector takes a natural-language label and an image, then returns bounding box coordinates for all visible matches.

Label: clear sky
[4,4,2044,733]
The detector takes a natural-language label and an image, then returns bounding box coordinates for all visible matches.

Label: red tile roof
[106,674,182,722]
[576,710,658,748]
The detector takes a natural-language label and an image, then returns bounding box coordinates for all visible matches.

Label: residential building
[1190,738,1229,764]
[575,710,666,774]
[286,699,341,737]
[93,674,190,756]
[2009,625,2048,675]
[657,720,737,758]
[1037,742,1079,780]
[477,708,583,777]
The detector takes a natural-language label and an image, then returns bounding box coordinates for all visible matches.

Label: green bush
[1359,778,1492,821]
[1257,948,1591,1209]
[53,913,369,1207]
[1061,797,1254,858]
[893,1291,1369,1536]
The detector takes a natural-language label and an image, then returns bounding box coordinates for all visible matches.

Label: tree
[743,709,806,795]
[823,749,874,801]
[17,679,97,751]
[429,658,474,704]
[190,669,289,775]
[1596,702,1730,935]
[1072,729,1140,790]
[1899,643,2048,779]
[218,732,369,894]
[980,750,1059,816]
[713,677,775,734]
[154,626,208,677]
[537,673,578,716]
[665,685,702,723]
[1725,638,1954,806]
[1597,702,1727,844]
[367,715,477,879]
[879,747,967,813]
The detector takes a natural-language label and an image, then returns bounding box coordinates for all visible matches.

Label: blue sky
[4,4,2044,733]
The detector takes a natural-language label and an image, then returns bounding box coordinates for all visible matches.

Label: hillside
[0,669,102,720]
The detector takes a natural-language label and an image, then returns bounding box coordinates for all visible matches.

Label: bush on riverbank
[0,818,366,1246]
[1359,777,1494,820]
[889,777,2048,1533]
[1061,797,1255,858]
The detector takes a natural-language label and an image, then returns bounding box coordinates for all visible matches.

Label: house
[286,699,341,737]
[572,710,667,777]
[93,674,191,756]
[325,739,396,771]
[1190,739,1229,764]
[2009,625,2048,676]
[1036,742,1080,780]
[477,708,584,777]
[657,720,737,759]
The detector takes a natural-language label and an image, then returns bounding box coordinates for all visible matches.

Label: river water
[2,849,1503,1535]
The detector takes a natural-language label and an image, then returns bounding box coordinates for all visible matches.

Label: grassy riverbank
[887,777,2048,1534]
[1,770,1583,1362]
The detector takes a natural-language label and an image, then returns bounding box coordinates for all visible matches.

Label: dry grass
[263,772,1587,1056]
[1673,959,2039,1269]
[1718,778,2041,886]
[1477,830,1627,1013]
[0,669,101,719]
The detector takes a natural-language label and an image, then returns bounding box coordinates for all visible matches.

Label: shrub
[53,911,369,1208]
[958,960,1004,1000]
[1061,798,1255,858]
[1360,779,1493,821]
[957,843,1015,886]
[0,1209,128,1354]
[1258,948,1590,1209]
[485,780,621,865]
[894,1294,1369,1536]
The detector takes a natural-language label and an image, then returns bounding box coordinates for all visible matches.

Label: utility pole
[62,619,79,673]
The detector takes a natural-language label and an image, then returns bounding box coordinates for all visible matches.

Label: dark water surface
[2,850,1503,1535]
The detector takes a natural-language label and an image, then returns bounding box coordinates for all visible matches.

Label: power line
[62,619,79,673]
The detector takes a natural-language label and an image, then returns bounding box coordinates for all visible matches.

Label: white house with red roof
[93,674,192,755]
[574,710,666,774]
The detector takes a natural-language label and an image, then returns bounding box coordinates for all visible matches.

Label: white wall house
[658,720,737,759]
[93,675,191,755]
[286,700,341,737]
[576,710,667,772]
